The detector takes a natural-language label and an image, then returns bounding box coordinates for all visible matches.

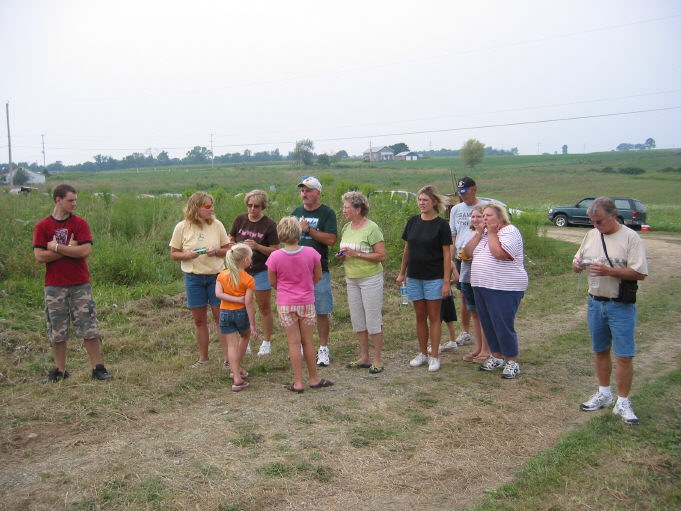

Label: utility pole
[41,134,46,169]
[5,102,13,186]
[210,133,214,168]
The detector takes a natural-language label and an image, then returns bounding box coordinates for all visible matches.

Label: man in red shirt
[33,184,112,382]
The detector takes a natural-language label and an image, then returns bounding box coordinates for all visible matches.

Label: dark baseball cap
[457,176,476,193]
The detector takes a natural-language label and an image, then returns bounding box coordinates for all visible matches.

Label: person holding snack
[170,192,230,368]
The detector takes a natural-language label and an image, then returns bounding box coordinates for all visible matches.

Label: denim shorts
[184,273,220,308]
[314,271,334,314]
[219,308,249,335]
[587,296,637,357]
[407,277,444,301]
[251,270,272,292]
[454,259,463,291]
[460,282,477,312]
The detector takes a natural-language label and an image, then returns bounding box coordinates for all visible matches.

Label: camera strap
[600,233,614,268]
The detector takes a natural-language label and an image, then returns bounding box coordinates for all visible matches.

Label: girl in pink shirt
[267,217,333,393]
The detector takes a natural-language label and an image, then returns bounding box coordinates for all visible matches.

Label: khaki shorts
[45,284,101,343]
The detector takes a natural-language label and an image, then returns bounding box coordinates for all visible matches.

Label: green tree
[293,139,314,166]
[645,137,656,150]
[390,142,410,154]
[562,144,568,155]
[157,151,170,165]
[460,139,485,168]
[184,146,212,164]
[13,168,30,186]
[335,149,348,159]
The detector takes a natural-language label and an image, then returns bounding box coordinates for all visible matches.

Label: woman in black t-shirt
[397,185,452,373]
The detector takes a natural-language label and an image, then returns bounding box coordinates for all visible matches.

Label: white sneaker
[479,356,504,371]
[257,340,271,356]
[501,360,520,379]
[580,391,615,411]
[613,398,639,425]
[409,353,428,367]
[441,340,458,352]
[245,342,251,355]
[455,332,472,345]
[317,346,330,366]
[428,357,441,372]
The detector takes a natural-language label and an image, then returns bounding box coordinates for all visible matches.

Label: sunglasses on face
[247,203,262,209]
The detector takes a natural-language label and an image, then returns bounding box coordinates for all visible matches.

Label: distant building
[1,167,46,185]
[395,151,419,161]
[363,146,394,162]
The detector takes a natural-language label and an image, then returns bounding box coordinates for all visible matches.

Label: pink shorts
[277,304,316,327]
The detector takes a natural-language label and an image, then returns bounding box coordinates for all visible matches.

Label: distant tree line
[616,138,655,151]
[419,146,518,158]
[6,140,519,173]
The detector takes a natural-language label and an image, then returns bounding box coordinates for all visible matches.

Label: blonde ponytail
[224,243,252,287]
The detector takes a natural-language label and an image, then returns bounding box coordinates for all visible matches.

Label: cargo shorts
[44,284,101,343]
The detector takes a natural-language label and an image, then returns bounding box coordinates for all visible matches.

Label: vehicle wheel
[616,217,624,224]
[553,214,568,228]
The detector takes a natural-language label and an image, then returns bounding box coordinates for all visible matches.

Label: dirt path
[2,228,679,510]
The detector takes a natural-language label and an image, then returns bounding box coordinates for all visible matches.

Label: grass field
[1,151,680,510]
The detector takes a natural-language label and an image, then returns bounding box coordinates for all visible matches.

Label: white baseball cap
[297,176,322,192]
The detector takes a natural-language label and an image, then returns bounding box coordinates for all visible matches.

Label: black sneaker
[91,364,113,381]
[43,367,69,384]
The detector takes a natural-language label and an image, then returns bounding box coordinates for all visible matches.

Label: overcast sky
[2,0,680,165]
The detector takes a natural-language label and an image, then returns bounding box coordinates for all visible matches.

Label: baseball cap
[297,176,322,192]
[457,176,476,194]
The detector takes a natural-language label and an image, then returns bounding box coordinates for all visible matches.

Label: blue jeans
[587,296,637,357]
[407,277,444,301]
[184,273,220,308]
[473,287,524,358]
[219,308,249,335]
[460,282,477,312]
[314,271,334,314]
[251,270,272,291]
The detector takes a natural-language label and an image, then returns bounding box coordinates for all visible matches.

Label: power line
[4,105,679,156]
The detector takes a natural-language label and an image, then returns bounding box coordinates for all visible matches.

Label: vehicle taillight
[632,212,637,218]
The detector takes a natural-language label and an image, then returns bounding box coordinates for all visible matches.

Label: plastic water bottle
[400,282,409,305]
[587,257,600,289]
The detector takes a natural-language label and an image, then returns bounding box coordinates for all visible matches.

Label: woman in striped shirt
[464,203,528,379]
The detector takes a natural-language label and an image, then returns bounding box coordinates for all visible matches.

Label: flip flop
[309,378,334,389]
[231,381,250,392]
[368,364,384,374]
[287,384,304,394]
[346,361,372,369]
[229,369,250,379]
[462,353,477,362]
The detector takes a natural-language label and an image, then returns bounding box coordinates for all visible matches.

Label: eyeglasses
[201,203,214,209]
[247,203,262,209]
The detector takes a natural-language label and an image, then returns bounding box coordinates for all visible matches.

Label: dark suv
[548,197,647,229]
